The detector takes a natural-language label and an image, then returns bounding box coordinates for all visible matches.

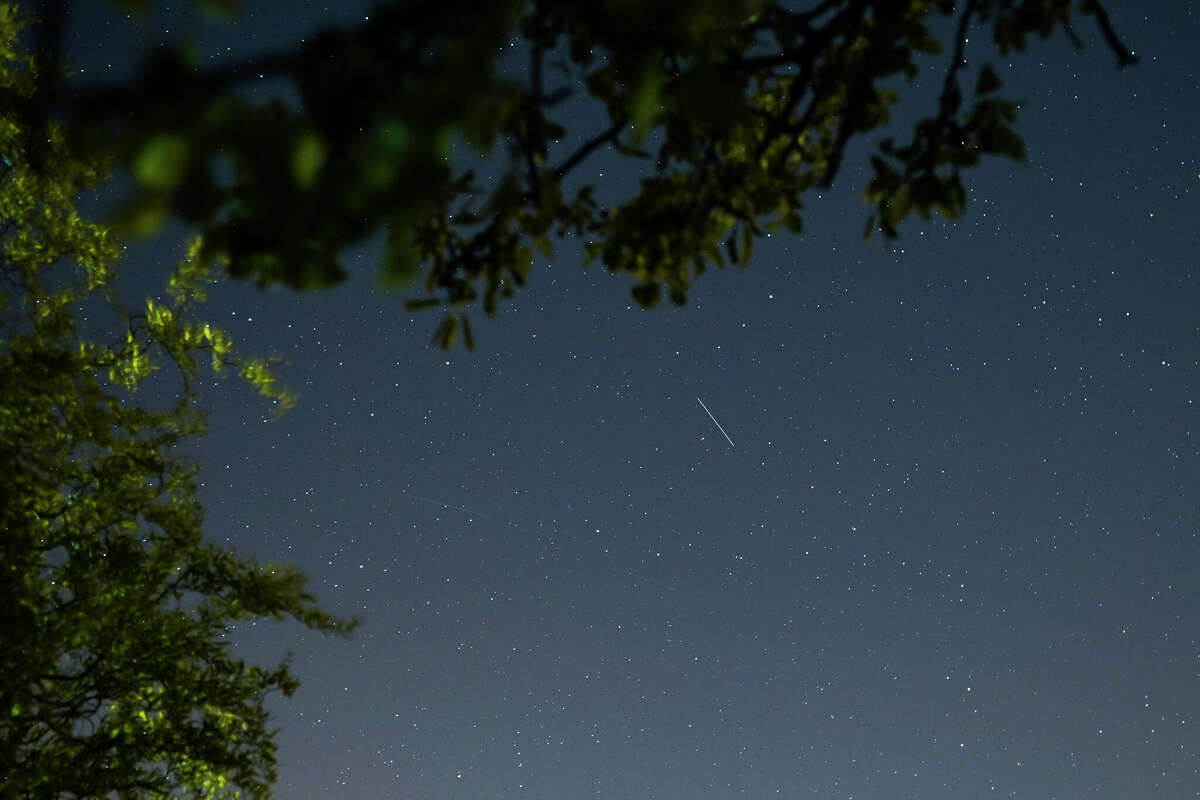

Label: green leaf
[674,62,746,134]
[460,314,475,350]
[374,119,412,154]
[887,184,913,226]
[382,236,420,286]
[993,125,1026,160]
[112,192,170,237]
[133,135,190,191]
[979,120,1027,160]
[364,119,413,188]
[629,66,662,144]
[976,63,1002,95]
[291,132,327,189]
[196,0,239,16]
[432,313,458,348]
[112,0,150,16]
[863,213,878,241]
[381,213,423,286]
[488,174,523,214]
[511,245,533,283]
[631,281,660,307]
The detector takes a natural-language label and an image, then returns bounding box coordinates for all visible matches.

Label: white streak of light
[696,397,735,448]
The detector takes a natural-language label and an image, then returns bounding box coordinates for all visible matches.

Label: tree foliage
[24,0,1135,346]
[0,6,353,796]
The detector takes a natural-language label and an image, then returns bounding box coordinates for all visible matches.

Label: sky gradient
[68,2,1199,798]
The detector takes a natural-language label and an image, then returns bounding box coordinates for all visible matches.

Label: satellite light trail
[401,490,495,519]
[696,396,735,448]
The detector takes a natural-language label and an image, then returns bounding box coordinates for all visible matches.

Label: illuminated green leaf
[0,16,354,792]
[291,132,327,189]
[133,134,190,190]
[629,66,662,144]
[112,192,170,237]
[382,230,420,286]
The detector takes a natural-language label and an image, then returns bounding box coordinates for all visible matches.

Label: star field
[67,2,1200,798]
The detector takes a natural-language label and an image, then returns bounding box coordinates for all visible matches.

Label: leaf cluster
[0,9,352,796]
[37,0,1134,346]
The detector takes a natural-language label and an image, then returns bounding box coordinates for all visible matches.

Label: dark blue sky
[70,2,1198,798]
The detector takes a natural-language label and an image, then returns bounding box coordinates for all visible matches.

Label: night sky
[67,2,1198,798]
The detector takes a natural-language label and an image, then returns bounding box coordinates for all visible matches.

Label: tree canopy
[0,5,354,796]
[24,1,1133,349]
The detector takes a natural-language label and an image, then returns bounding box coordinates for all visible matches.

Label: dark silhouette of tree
[22,0,1135,346]
[0,7,354,795]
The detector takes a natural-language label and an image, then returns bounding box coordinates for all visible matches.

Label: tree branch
[553,117,627,179]
[915,0,978,177]
[1082,0,1138,67]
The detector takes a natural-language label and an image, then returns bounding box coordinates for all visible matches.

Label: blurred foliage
[0,6,353,796]
[26,0,1135,346]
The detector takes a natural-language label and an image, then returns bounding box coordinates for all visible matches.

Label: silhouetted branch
[554,118,627,179]
[1083,0,1138,67]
